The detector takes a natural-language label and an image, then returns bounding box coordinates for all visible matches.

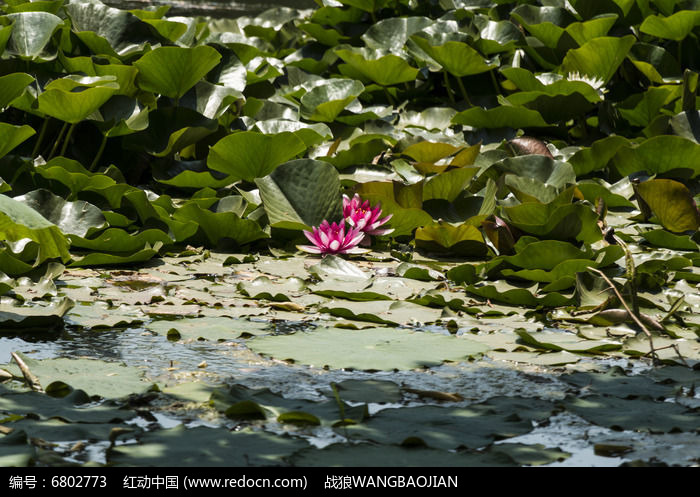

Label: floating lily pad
[109,425,307,466]
[247,326,489,371]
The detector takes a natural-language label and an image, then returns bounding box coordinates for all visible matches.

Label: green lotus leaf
[510,5,577,49]
[69,242,163,267]
[0,297,72,334]
[561,34,636,84]
[13,189,106,238]
[300,78,365,122]
[322,138,391,171]
[69,228,173,252]
[576,180,636,208]
[495,155,576,188]
[627,42,682,84]
[410,36,497,77]
[401,141,460,163]
[568,135,630,176]
[617,87,676,127]
[415,221,487,257]
[139,18,188,43]
[60,56,140,97]
[335,0,390,13]
[253,119,332,148]
[37,75,119,124]
[452,106,549,129]
[399,107,457,131]
[208,131,306,184]
[474,18,524,54]
[65,1,159,57]
[124,107,218,157]
[4,11,62,61]
[634,179,700,233]
[340,396,556,450]
[0,193,70,264]
[172,202,268,247]
[500,68,602,103]
[354,182,433,237]
[502,202,602,244]
[0,23,11,57]
[640,229,699,251]
[507,91,597,123]
[178,80,242,121]
[515,329,621,354]
[152,159,232,189]
[670,111,700,143]
[502,260,599,287]
[247,326,489,371]
[564,395,699,432]
[423,167,479,202]
[110,425,307,467]
[640,10,700,41]
[133,46,222,100]
[90,95,149,138]
[33,157,120,199]
[298,22,347,46]
[0,123,35,160]
[256,159,342,230]
[308,255,370,281]
[362,16,433,53]
[564,14,618,45]
[611,135,700,178]
[335,47,420,86]
[0,73,34,110]
[503,240,593,271]
[2,0,65,15]
[1,353,149,398]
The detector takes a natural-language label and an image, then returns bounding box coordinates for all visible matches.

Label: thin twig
[11,352,43,392]
[587,267,659,365]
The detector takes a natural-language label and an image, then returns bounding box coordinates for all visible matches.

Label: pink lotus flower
[342,194,393,237]
[297,220,368,255]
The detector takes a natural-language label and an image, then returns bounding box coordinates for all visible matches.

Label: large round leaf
[611,135,700,178]
[255,159,342,230]
[0,73,34,110]
[410,36,497,77]
[65,1,158,57]
[415,221,488,256]
[37,75,119,124]
[5,12,62,61]
[335,48,419,86]
[300,79,365,122]
[134,46,222,100]
[362,16,433,53]
[635,179,700,233]
[0,194,70,264]
[13,189,106,238]
[207,131,307,183]
[640,10,700,41]
[0,123,35,160]
[560,35,635,84]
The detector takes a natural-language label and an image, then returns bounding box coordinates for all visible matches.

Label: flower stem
[443,71,455,105]
[383,86,396,106]
[90,134,108,172]
[48,122,68,160]
[31,117,49,158]
[456,76,473,106]
[489,69,501,95]
[59,122,77,157]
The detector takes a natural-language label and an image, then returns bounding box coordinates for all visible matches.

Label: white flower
[566,72,606,98]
